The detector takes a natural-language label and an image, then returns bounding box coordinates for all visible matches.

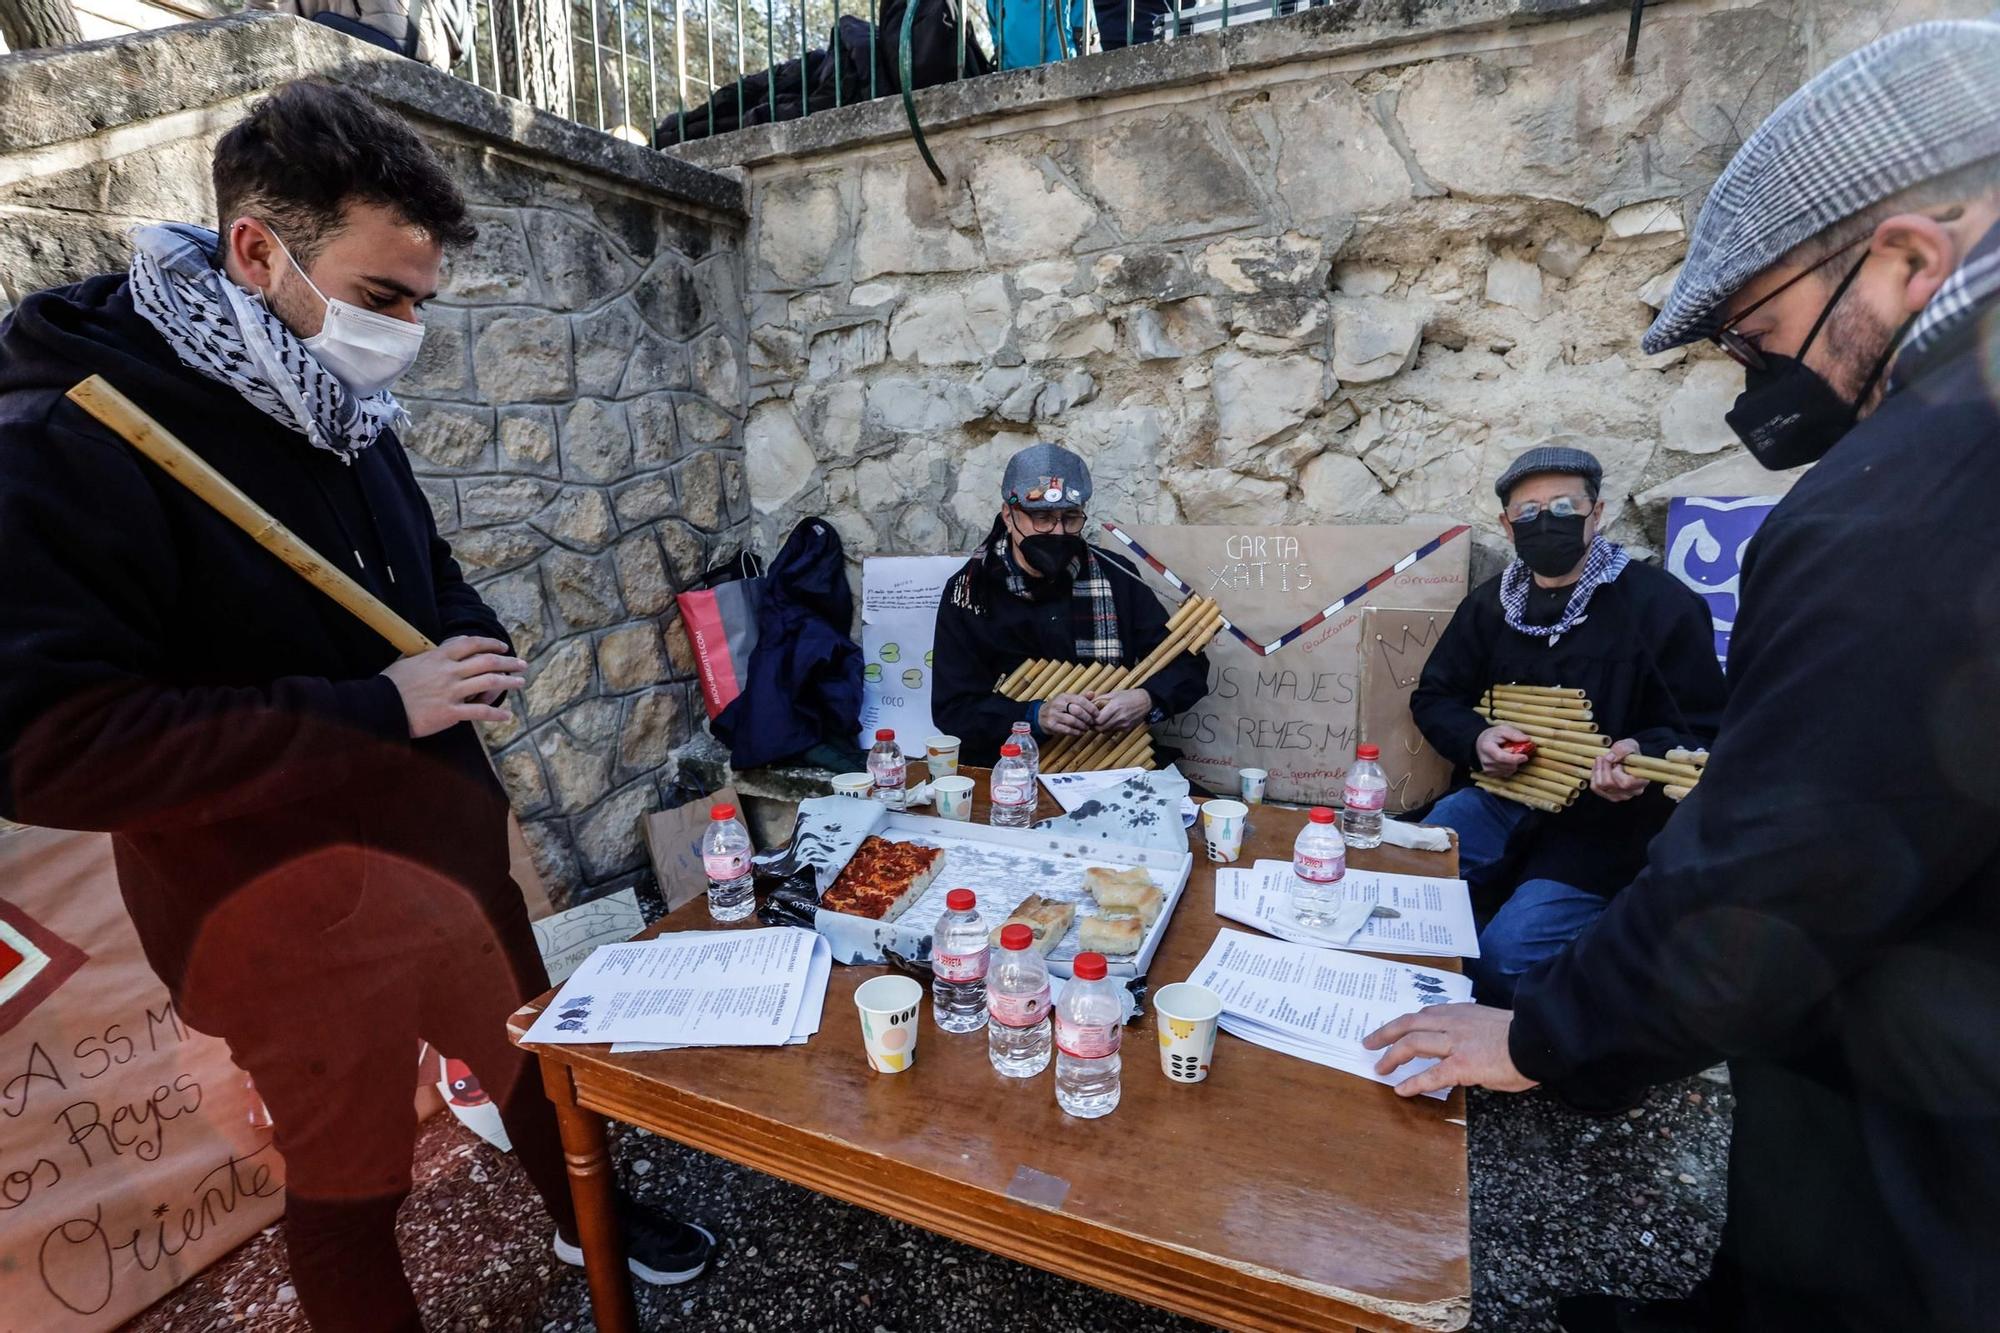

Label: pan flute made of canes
[991,595,1226,774]
[1474,684,1609,812]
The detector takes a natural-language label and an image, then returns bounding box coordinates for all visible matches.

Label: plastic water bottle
[868,729,907,811]
[1341,743,1388,849]
[1054,951,1123,1119]
[989,743,1035,828]
[1291,806,1348,929]
[932,888,989,1034]
[1009,720,1040,778]
[987,924,1053,1078]
[702,804,755,922]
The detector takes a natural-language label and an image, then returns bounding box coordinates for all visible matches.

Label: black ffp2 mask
[1511,512,1589,578]
[1019,533,1085,579]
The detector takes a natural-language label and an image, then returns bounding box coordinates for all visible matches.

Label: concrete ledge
[669,0,1623,170]
[0,13,745,219]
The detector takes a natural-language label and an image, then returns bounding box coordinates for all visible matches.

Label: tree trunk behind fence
[0,0,84,50]
[493,0,575,114]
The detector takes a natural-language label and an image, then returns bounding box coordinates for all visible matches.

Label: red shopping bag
[678,551,766,719]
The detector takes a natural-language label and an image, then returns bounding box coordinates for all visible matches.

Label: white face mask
[270,230,425,397]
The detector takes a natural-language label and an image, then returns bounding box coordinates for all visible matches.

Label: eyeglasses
[1713,236,1870,372]
[1011,506,1086,534]
[1506,494,1592,524]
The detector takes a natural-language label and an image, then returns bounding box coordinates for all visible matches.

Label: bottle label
[934,947,988,983]
[1056,1016,1122,1060]
[992,781,1031,806]
[1343,784,1387,813]
[703,851,749,880]
[1294,851,1345,884]
[989,984,1050,1028]
[872,760,906,790]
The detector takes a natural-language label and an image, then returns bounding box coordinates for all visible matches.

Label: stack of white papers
[522,927,832,1051]
[1216,860,1480,959]
[1188,929,1473,1098]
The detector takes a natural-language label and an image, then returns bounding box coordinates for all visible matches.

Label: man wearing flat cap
[1368,19,2000,1332]
[931,442,1208,765]
[1410,445,1726,1002]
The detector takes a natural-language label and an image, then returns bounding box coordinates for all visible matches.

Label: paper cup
[855,974,923,1074]
[925,735,961,777]
[1201,799,1249,863]
[933,775,976,821]
[1239,768,1268,805]
[831,772,873,798]
[1155,983,1222,1083]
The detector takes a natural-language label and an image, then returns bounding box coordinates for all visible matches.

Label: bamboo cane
[1518,759,1590,787]
[1666,748,1710,768]
[1489,683,1588,700]
[66,376,435,657]
[1483,708,1600,736]
[1474,776,1565,813]
[1482,690,1593,715]
[1663,783,1693,801]
[1622,755,1706,787]
[1061,727,1121,773]
[1100,727,1154,772]
[1496,769,1582,803]
[1482,694,1595,722]
[1483,717,1609,746]
[1011,658,1065,700]
[1484,729,1609,763]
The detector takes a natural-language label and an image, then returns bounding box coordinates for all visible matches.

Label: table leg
[539,1058,637,1333]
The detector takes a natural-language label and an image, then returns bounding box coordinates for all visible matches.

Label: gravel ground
[127,1069,1730,1332]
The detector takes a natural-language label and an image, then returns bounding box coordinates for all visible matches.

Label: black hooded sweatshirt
[0,274,512,1025]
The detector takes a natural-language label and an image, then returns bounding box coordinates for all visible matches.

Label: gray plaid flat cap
[1496,446,1602,501]
[1644,17,2000,354]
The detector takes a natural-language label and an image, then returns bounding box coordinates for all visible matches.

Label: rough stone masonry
[677,0,1981,585]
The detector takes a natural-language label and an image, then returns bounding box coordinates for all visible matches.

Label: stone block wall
[682,0,1978,579]
[0,16,751,904]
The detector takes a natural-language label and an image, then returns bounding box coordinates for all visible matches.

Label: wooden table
[513,776,1469,1333]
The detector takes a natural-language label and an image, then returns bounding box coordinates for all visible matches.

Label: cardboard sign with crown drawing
[1114,523,1470,808]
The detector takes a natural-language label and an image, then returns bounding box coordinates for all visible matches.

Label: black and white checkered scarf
[127,223,406,464]
[995,534,1122,662]
[1499,535,1629,642]
[1892,219,2000,389]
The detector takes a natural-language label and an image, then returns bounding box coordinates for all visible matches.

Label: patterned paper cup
[1201,799,1249,863]
[1155,982,1223,1084]
[933,775,976,821]
[925,735,961,777]
[831,772,873,798]
[1239,768,1268,805]
[855,974,924,1074]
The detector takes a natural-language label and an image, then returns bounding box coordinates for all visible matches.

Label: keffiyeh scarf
[996,535,1122,662]
[127,223,406,464]
[1499,535,1629,642]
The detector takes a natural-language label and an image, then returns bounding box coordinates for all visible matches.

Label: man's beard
[260,266,324,344]
[1818,296,1900,417]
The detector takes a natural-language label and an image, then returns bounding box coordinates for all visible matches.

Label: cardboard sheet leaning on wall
[1355,606,1457,816]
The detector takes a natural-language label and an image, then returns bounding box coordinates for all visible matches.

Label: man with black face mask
[1365,19,2000,1333]
[1410,446,1726,1002]
[931,443,1209,766]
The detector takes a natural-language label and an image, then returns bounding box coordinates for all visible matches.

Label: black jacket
[1410,561,1726,897]
[931,544,1208,767]
[0,274,511,1024]
[1509,301,2000,1330]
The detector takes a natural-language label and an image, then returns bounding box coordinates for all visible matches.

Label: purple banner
[1665,496,1781,668]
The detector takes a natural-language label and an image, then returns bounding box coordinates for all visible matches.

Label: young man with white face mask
[0,82,711,1330]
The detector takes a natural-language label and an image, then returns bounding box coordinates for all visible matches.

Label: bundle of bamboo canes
[991,595,1225,774]
[1630,747,1708,800]
[1473,684,1609,812]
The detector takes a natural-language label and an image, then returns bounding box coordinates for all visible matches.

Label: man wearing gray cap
[931,442,1209,766]
[1410,445,1725,1004]
[1367,17,2000,1332]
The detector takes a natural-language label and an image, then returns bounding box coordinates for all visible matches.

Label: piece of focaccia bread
[990,893,1077,955]
[1077,913,1144,956]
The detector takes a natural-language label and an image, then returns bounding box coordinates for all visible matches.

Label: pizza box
[822,812,1194,979]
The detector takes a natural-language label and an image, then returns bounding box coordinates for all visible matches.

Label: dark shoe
[1556,1294,1714,1333]
[553,1197,714,1286]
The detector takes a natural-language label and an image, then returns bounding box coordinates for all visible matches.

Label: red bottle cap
[1072,952,1107,981]
[1309,807,1336,823]
[1000,743,1022,757]
[999,923,1033,951]
[1356,744,1380,760]
[710,804,736,821]
[875,729,895,742]
[946,888,975,911]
